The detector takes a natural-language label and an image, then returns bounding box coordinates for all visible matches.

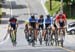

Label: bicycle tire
[10,30,16,46]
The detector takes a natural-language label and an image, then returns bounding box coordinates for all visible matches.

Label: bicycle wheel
[31,30,35,47]
[45,33,49,46]
[39,35,42,45]
[59,29,64,47]
[61,39,63,47]
[10,30,16,46]
[39,30,42,45]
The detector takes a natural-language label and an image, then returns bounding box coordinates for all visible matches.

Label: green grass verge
[45,0,61,16]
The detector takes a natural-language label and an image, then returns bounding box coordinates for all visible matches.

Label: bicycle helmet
[47,15,50,19]
[31,15,35,19]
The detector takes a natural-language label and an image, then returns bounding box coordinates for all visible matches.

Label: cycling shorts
[59,21,65,27]
[54,23,57,28]
[29,22,36,29]
[39,24,44,30]
[45,23,51,29]
[10,23,16,30]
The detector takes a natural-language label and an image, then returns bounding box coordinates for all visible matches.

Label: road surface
[0,0,75,52]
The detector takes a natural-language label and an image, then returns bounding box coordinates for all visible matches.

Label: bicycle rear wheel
[10,30,16,46]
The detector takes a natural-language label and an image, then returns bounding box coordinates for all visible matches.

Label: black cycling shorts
[10,23,16,30]
[39,24,44,30]
[45,23,50,29]
[54,23,57,28]
[59,21,65,27]
[29,22,36,29]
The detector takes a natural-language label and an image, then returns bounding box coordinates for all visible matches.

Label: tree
[50,0,52,10]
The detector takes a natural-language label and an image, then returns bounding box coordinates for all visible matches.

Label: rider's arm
[63,14,67,28]
[50,17,53,27]
[55,15,59,28]
[16,21,18,28]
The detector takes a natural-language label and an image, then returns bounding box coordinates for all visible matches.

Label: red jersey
[9,18,17,23]
[55,14,66,22]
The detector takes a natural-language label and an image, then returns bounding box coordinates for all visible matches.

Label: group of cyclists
[7,12,67,47]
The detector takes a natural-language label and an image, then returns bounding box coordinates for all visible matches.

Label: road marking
[0,33,9,45]
[58,46,75,52]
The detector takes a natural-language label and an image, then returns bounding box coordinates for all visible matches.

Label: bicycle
[45,27,51,46]
[57,28,65,47]
[24,28,29,41]
[9,27,17,46]
[51,28,58,46]
[38,28,43,45]
[27,28,35,47]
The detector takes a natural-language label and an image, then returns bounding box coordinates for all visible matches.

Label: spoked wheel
[31,36,35,47]
[58,31,65,47]
[45,34,49,46]
[10,30,17,46]
[39,32,42,45]
[39,37,42,45]
[31,31,35,47]
[61,39,63,47]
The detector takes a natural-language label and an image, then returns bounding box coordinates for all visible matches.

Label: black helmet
[40,15,43,18]
[31,15,35,19]
[10,16,15,19]
[47,15,50,18]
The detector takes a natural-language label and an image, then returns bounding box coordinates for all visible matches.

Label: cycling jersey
[38,19,44,25]
[45,16,53,29]
[45,16,53,26]
[9,17,17,30]
[29,17,37,29]
[38,18,44,29]
[55,14,66,22]
[55,13,66,28]
[9,17,17,24]
[25,20,29,24]
[29,17,37,23]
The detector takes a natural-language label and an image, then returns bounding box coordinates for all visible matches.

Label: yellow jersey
[24,20,29,25]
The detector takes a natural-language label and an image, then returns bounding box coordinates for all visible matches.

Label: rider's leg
[13,27,17,42]
[34,29,38,41]
[34,24,38,41]
[62,27,65,36]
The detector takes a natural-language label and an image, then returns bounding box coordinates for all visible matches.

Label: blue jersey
[38,19,44,25]
[45,16,53,25]
[29,17,37,23]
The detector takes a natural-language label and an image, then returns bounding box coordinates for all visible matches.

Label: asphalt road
[0,0,75,52]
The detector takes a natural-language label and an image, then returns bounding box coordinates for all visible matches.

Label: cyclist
[8,16,18,32]
[29,15,38,41]
[24,20,30,40]
[38,15,45,40]
[55,13,67,36]
[44,15,54,40]
[38,15,44,30]
[24,20,29,31]
[8,16,18,44]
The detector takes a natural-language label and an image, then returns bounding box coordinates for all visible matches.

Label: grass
[45,0,61,16]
